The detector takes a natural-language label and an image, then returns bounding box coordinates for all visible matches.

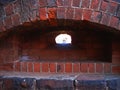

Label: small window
[55,34,72,44]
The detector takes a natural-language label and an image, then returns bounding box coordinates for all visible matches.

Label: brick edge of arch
[0,0,120,32]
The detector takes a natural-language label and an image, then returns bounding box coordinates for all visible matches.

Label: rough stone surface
[0,73,120,90]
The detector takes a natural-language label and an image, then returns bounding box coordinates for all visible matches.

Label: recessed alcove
[0,20,119,64]
[16,28,112,62]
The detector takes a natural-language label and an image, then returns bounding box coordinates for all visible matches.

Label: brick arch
[0,0,120,32]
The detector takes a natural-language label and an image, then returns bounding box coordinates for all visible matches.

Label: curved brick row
[0,0,120,32]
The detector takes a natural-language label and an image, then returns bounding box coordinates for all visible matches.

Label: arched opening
[55,34,72,45]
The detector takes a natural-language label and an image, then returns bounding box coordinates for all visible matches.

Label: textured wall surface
[0,0,120,74]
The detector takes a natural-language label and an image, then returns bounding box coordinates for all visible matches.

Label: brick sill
[0,71,119,79]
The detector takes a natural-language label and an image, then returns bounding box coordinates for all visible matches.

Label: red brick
[101,14,110,25]
[4,16,13,29]
[15,62,21,72]
[64,0,72,7]
[65,63,72,73]
[112,57,120,65]
[81,0,90,8]
[73,63,80,72]
[91,11,102,23]
[112,65,120,74]
[57,63,64,73]
[21,62,27,72]
[90,0,101,10]
[39,0,47,7]
[4,4,14,16]
[0,20,5,31]
[42,63,49,72]
[0,63,13,71]
[47,0,56,7]
[34,63,40,72]
[48,8,57,19]
[57,0,64,6]
[74,8,83,20]
[72,0,81,7]
[39,8,47,20]
[81,63,88,73]
[66,8,74,19]
[104,63,111,73]
[50,63,56,72]
[109,16,119,28]
[88,63,95,73]
[108,2,118,15]
[3,79,13,90]
[13,0,21,13]
[83,9,92,20]
[57,7,65,19]
[12,14,20,26]
[100,0,109,11]
[28,62,33,72]
[96,63,103,73]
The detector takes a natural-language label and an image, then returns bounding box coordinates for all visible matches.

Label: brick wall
[0,0,120,74]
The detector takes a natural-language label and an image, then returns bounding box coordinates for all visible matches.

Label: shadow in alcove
[0,20,120,63]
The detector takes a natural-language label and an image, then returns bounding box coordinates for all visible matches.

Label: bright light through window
[55,34,72,44]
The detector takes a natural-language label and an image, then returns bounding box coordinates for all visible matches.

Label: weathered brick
[42,63,49,72]
[88,63,95,73]
[64,0,72,7]
[112,65,120,74]
[66,8,74,19]
[100,13,110,25]
[74,8,83,20]
[13,0,21,13]
[15,62,21,72]
[0,20,5,31]
[50,63,56,72]
[83,9,92,20]
[73,63,80,72]
[57,63,64,73]
[12,14,20,26]
[3,79,13,90]
[48,8,57,19]
[57,7,65,19]
[28,62,33,72]
[0,6,5,18]
[47,0,57,7]
[21,62,27,72]
[90,0,101,10]
[109,16,119,28]
[100,0,109,12]
[104,63,111,73]
[0,63,13,71]
[81,63,88,73]
[57,0,64,6]
[91,11,102,23]
[81,0,90,8]
[39,0,47,7]
[96,63,103,73]
[116,4,120,18]
[4,16,13,29]
[4,4,14,16]
[72,0,81,7]
[108,2,118,15]
[65,63,72,73]
[34,62,40,72]
[39,8,47,20]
